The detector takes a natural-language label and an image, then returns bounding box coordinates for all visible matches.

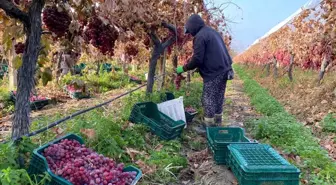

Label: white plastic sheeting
[157,96,187,127]
[247,0,322,50]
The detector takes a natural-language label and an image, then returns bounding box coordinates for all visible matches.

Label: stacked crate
[206,127,257,165]
[206,127,300,185]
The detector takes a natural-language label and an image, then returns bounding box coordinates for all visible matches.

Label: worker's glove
[227,69,234,80]
[176,66,184,74]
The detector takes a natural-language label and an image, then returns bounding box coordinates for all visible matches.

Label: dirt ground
[0,77,260,185]
[177,77,260,185]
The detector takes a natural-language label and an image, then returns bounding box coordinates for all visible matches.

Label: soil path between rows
[177,77,260,185]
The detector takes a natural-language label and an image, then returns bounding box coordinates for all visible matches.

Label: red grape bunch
[14,42,25,54]
[143,36,151,49]
[66,84,82,93]
[185,107,196,114]
[43,139,137,185]
[12,91,46,102]
[174,74,186,90]
[13,0,20,5]
[29,95,46,102]
[42,6,71,38]
[84,16,119,56]
[125,44,139,57]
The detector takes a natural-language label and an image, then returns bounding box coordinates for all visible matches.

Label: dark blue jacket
[183,14,233,82]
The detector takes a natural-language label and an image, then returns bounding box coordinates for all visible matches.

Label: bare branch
[161,22,177,49]
[162,37,176,49]
[0,0,29,26]
[162,22,177,33]
[148,31,160,46]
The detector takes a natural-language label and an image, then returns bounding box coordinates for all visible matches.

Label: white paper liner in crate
[157,96,187,128]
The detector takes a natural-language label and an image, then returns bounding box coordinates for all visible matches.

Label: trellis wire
[2,73,168,144]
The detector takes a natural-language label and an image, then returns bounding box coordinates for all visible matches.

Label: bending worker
[176,14,234,132]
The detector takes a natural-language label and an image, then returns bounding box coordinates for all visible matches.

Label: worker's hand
[176,66,184,74]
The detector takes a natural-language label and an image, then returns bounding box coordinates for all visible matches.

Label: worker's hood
[184,14,205,36]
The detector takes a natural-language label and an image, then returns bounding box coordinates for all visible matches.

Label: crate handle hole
[218,130,229,134]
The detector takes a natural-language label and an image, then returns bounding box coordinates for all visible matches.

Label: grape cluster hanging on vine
[14,42,25,54]
[125,43,139,57]
[83,16,119,56]
[42,6,71,38]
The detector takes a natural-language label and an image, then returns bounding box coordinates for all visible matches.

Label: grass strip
[234,64,336,185]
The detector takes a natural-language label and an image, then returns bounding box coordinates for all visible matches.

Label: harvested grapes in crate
[10,91,50,110]
[64,80,90,99]
[28,134,142,185]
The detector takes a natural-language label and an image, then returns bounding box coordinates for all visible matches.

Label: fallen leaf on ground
[155,144,163,151]
[126,148,147,161]
[135,160,156,174]
[80,128,96,139]
[188,149,209,163]
[52,127,64,137]
[122,122,134,130]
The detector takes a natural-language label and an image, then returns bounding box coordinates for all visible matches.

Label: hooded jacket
[183,14,233,82]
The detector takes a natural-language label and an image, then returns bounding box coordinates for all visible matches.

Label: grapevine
[165,27,192,55]
[185,106,196,113]
[83,16,119,56]
[14,42,25,54]
[234,0,335,72]
[42,6,71,38]
[143,36,151,49]
[125,43,139,57]
[174,74,186,90]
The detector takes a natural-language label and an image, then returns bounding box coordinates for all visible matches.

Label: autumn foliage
[234,0,335,71]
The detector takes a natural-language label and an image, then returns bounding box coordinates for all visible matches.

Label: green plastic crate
[69,91,90,99]
[102,63,112,72]
[129,76,142,84]
[30,99,50,110]
[206,127,256,165]
[63,86,90,100]
[185,111,198,123]
[74,63,86,74]
[28,133,142,185]
[10,91,50,110]
[129,102,186,140]
[228,144,300,185]
[162,92,175,101]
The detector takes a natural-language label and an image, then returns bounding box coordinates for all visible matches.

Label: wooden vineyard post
[288,53,294,82]
[273,57,278,79]
[157,50,166,91]
[265,63,270,77]
[318,55,330,85]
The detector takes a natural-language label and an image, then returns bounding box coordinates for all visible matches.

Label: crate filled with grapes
[185,106,198,123]
[129,75,142,84]
[64,80,90,100]
[10,91,50,110]
[28,134,142,185]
